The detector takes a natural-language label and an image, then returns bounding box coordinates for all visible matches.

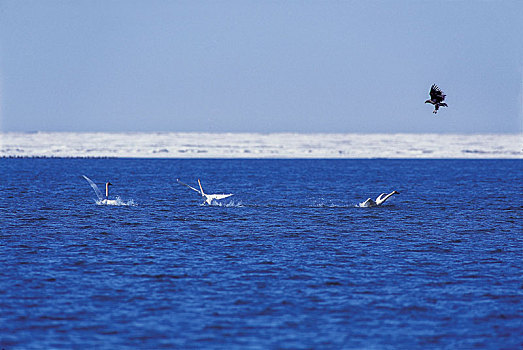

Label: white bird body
[359,191,399,207]
[177,179,233,205]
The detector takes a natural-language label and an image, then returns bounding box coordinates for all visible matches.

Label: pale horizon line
[1,131,522,136]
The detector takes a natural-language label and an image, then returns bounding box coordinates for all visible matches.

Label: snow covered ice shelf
[1,132,521,158]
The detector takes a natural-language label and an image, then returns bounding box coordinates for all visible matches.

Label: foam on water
[95,196,136,206]
[357,201,371,208]
[308,200,348,208]
[200,200,243,207]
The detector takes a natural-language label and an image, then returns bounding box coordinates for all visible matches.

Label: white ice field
[1,132,521,159]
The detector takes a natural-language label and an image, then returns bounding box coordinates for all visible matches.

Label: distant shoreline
[1,132,521,159]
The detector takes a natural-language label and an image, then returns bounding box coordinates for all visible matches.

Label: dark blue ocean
[1,158,522,349]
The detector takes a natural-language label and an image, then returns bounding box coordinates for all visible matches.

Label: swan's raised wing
[82,175,104,201]
[177,179,202,195]
[376,193,387,203]
[376,191,398,205]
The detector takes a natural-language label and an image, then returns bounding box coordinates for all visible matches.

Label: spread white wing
[376,193,387,204]
[177,179,202,195]
[82,175,104,201]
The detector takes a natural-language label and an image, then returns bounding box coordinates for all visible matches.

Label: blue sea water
[0,158,522,349]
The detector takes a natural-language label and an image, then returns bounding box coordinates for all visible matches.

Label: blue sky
[1,1,521,133]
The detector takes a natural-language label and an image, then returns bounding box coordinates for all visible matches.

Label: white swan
[359,191,399,207]
[102,182,118,205]
[177,179,233,205]
[82,175,118,205]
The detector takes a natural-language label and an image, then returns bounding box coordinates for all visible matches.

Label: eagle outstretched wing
[429,84,446,103]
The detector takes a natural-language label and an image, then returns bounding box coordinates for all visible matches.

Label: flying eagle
[425,84,448,114]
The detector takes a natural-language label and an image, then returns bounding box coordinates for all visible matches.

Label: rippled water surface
[1,158,522,349]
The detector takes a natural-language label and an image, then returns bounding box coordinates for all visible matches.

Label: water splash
[95,196,136,206]
[356,202,370,208]
[355,202,397,208]
[83,175,135,206]
[203,200,243,207]
[309,199,343,208]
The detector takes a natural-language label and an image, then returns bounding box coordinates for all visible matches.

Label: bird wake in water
[95,196,136,206]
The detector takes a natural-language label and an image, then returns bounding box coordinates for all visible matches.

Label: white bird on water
[359,191,399,207]
[177,179,233,205]
[82,175,118,205]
